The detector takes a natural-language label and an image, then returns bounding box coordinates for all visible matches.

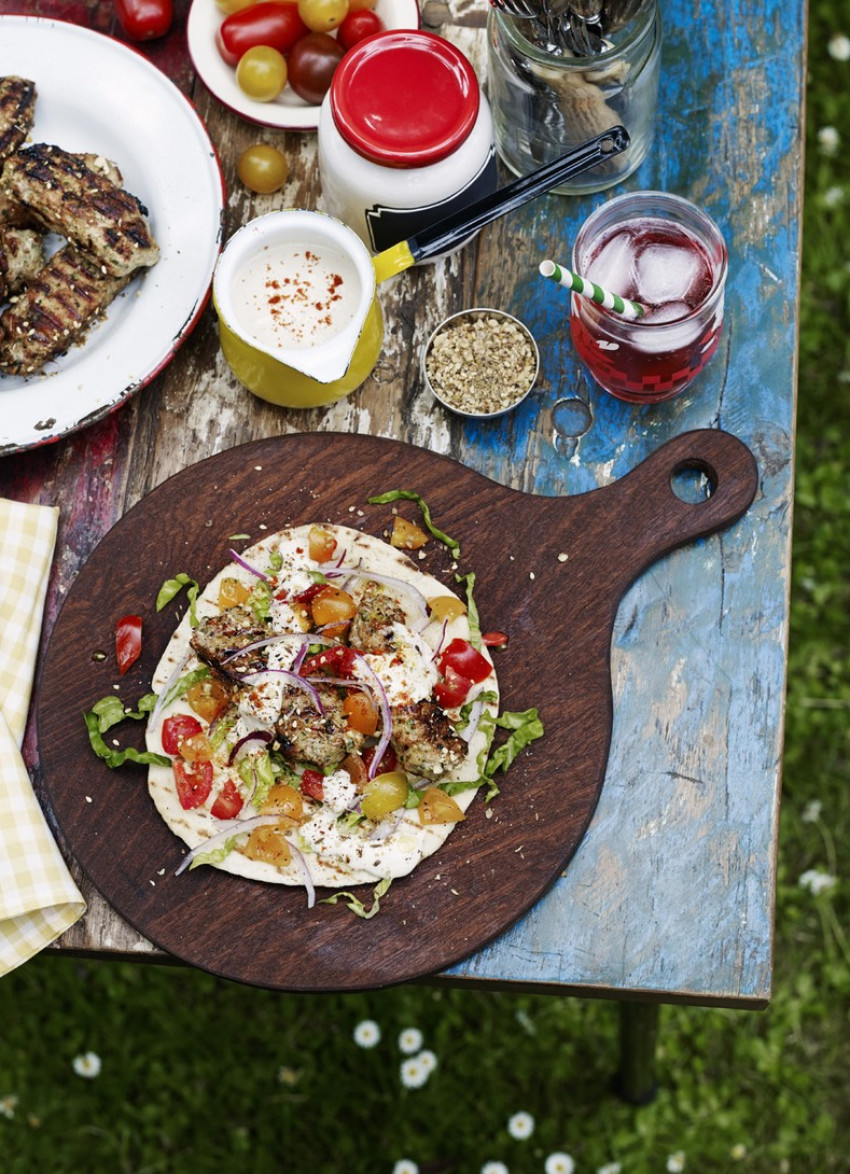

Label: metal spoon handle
[406,127,630,264]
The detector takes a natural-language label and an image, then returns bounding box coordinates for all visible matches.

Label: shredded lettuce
[189,836,239,870]
[156,573,200,626]
[367,490,461,558]
[83,693,171,770]
[319,876,391,919]
[455,571,481,646]
[238,751,277,809]
[440,704,544,802]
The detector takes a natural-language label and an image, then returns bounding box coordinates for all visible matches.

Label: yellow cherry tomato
[297,0,348,33]
[237,144,289,193]
[236,45,287,102]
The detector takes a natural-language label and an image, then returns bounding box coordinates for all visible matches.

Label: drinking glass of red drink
[570,191,728,403]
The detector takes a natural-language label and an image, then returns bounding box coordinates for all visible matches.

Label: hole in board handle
[670,459,717,504]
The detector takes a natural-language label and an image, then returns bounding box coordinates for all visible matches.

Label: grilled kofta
[0,226,44,302]
[0,77,36,163]
[2,142,159,277]
[0,244,131,375]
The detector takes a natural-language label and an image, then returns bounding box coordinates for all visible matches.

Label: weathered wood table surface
[1,0,802,1094]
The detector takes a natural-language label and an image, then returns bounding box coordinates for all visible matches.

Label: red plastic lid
[329,31,480,168]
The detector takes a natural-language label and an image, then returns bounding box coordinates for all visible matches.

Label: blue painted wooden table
[1,0,801,1059]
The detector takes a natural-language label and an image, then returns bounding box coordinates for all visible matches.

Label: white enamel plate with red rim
[187,0,421,130]
[0,16,226,457]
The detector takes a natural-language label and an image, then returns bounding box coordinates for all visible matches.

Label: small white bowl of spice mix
[421,308,540,418]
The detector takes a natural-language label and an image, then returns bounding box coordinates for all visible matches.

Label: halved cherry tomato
[300,768,325,801]
[114,0,173,41]
[308,525,337,563]
[362,742,397,775]
[311,585,356,627]
[418,786,465,825]
[216,1,309,67]
[115,614,143,675]
[389,515,428,550]
[173,759,214,809]
[482,631,509,648]
[301,644,357,677]
[179,732,215,763]
[211,778,244,819]
[437,638,492,684]
[343,691,378,735]
[161,714,204,756]
[186,678,231,723]
[218,577,251,609]
[337,7,384,49]
[433,663,473,709]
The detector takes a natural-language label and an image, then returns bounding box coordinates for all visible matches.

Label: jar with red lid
[318,30,498,258]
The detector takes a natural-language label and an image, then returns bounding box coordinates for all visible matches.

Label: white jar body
[318,93,498,258]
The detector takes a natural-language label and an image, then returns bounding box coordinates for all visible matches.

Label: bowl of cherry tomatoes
[187,0,421,129]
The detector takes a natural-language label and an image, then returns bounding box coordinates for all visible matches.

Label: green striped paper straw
[538,259,645,319]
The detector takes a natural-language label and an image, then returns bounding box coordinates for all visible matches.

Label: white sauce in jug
[231,242,360,351]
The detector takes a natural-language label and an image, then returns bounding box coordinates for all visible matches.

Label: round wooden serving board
[36,430,758,991]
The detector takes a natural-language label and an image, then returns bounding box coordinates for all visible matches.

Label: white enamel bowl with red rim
[187,0,421,130]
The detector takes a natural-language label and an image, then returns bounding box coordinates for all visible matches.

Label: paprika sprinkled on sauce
[231,243,358,352]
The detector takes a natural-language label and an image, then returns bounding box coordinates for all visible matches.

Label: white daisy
[818,126,840,155]
[481,1163,510,1174]
[597,1164,622,1174]
[545,1153,576,1174]
[398,1027,424,1055]
[730,1143,747,1160]
[417,1049,438,1074]
[392,1161,419,1174]
[801,799,822,822]
[0,1095,18,1119]
[828,32,850,60]
[400,1056,429,1089]
[277,1066,301,1086]
[72,1052,102,1079]
[799,868,837,895]
[667,1152,686,1173]
[822,185,845,208]
[353,1019,381,1048]
[507,1111,535,1140]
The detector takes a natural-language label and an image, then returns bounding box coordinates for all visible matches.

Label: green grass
[2,6,849,1173]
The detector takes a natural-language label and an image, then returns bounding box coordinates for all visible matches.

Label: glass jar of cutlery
[486,0,661,194]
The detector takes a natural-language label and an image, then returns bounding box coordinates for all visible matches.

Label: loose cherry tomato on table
[216,1,309,67]
[287,31,345,104]
[161,714,204,756]
[237,144,289,194]
[173,759,214,810]
[115,614,142,675]
[210,778,245,819]
[114,0,173,40]
[236,45,288,102]
[337,7,384,49]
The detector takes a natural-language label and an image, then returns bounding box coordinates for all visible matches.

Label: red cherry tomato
[433,663,473,709]
[211,778,245,819]
[216,2,309,67]
[437,638,493,684]
[174,759,214,810]
[362,743,398,775]
[161,714,204,756]
[286,31,345,104]
[300,768,325,801]
[115,614,142,675]
[114,0,174,40]
[337,9,384,49]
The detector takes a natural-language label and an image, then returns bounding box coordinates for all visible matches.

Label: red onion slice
[229,549,269,580]
[285,839,316,908]
[220,631,337,667]
[349,652,392,778]
[227,728,273,766]
[149,649,192,733]
[175,814,280,875]
[329,566,430,625]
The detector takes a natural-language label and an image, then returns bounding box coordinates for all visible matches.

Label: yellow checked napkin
[0,498,85,976]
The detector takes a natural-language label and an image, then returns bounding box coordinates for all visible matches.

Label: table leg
[615,1001,661,1104]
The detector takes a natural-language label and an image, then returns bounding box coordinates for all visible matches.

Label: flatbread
[146,524,498,891]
